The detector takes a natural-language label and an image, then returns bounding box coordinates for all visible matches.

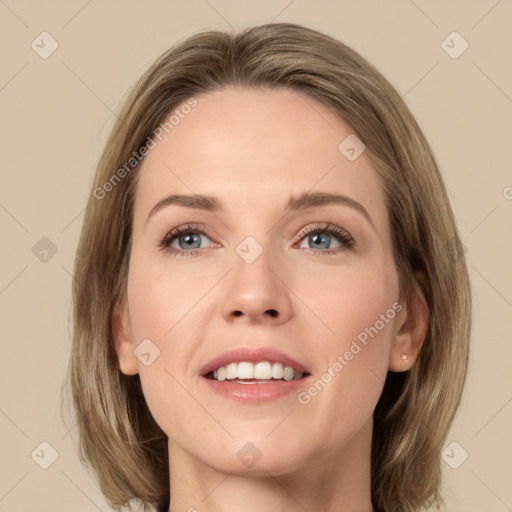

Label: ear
[112,300,139,376]
[388,272,430,372]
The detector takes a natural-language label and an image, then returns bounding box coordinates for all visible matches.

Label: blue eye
[301,232,339,250]
[172,232,208,250]
[159,223,214,257]
[159,222,354,258]
[297,223,354,254]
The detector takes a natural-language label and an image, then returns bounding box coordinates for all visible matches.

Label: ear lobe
[388,273,429,372]
[112,301,139,376]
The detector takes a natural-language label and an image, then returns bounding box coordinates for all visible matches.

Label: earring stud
[401,353,408,361]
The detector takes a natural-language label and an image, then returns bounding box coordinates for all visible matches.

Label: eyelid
[294,222,353,243]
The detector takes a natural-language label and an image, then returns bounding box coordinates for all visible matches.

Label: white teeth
[254,362,272,379]
[210,361,304,382]
[225,362,238,379]
[271,362,284,379]
[283,366,295,381]
[238,362,254,379]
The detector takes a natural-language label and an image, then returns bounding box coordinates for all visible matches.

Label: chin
[195,438,307,476]
[209,453,305,477]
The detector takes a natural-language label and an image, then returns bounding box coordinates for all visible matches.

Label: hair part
[62,22,471,512]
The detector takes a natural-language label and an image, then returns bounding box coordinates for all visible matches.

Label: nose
[220,244,293,325]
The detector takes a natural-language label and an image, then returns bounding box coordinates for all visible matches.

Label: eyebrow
[144,192,375,231]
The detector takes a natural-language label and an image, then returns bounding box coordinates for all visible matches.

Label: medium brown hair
[62,22,471,512]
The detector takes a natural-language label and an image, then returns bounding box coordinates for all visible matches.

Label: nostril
[265,309,278,317]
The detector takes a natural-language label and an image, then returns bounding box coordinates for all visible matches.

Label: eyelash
[158,222,355,258]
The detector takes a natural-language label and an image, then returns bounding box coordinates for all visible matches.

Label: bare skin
[113,87,428,512]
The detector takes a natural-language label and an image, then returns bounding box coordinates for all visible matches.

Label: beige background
[1,1,511,510]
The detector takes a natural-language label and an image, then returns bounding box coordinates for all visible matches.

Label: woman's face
[115,87,409,476]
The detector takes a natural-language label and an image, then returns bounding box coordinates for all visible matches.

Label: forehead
[133,87,388,233]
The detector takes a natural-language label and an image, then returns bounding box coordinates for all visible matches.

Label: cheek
[292,257,398,406]
[126,255,211,340]
[124,256,214,431]
[294,254,398,341]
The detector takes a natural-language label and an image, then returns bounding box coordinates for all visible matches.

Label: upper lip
[199,346,311,376]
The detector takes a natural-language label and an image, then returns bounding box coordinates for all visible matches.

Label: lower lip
[201,376,311,403]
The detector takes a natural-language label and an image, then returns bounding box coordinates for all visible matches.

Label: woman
[64,23,471,512]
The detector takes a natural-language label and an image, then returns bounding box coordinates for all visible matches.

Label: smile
[205,361,306,382]
[199,346,312,402]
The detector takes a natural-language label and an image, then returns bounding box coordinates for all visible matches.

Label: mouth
[199,347,312,402]
[203,361,311,383]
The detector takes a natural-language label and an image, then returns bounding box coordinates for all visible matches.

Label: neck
[166,416,375,512]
